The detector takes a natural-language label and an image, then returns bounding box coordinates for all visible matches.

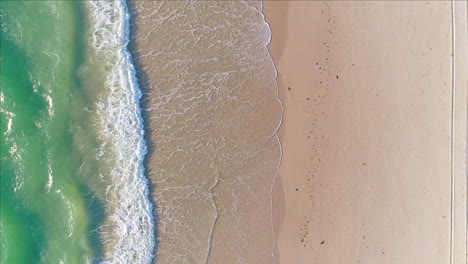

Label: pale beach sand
[264,1,467,264]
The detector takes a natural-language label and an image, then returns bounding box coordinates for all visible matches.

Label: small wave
[54,189,75,238]
[86,1,155,263]
[0,92,16,139]
[45,164,53,193]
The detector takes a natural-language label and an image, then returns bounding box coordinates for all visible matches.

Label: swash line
[203,171,220,264]
[260,1,285,264]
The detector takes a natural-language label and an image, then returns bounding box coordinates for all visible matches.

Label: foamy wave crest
[86,1,155,263]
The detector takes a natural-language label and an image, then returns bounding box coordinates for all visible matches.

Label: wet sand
[128,1,281,263]
[264,1,467,263]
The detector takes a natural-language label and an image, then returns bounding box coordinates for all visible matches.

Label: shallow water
[128,1,282,263]
[1,1,155,263]
[1,1,281,263]
[1,2,96,263]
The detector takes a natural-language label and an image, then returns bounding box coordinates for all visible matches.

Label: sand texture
[264,1,467,263]
[128,1,282,263]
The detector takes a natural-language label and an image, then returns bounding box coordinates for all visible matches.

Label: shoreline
[126,2,162,263]
[127,1,282,262]
[87,1,156,262]
[261,1,288,261]
[259,1,286,262]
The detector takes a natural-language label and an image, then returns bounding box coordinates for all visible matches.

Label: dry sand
[264,1,467,263]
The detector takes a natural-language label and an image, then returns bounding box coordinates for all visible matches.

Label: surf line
[86,0,157,263]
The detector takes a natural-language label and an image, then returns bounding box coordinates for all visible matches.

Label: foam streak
[86,1,156,263]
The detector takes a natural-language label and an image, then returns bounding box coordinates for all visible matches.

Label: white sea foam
[86,1,155,263]
[54,188,75,238]
[45,164,53,193]
[0,92,15,139]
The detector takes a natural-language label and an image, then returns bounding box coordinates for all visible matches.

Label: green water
[1,2,103,263]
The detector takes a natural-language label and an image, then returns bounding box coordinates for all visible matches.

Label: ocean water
[1,1,154,263]
[1,0,281,263]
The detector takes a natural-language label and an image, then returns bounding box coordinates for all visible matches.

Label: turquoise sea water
[0,1,155,263]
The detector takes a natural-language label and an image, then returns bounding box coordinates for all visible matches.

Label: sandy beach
[6,1,466,263]
[264,1,467,263]
[129,1,281,263]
